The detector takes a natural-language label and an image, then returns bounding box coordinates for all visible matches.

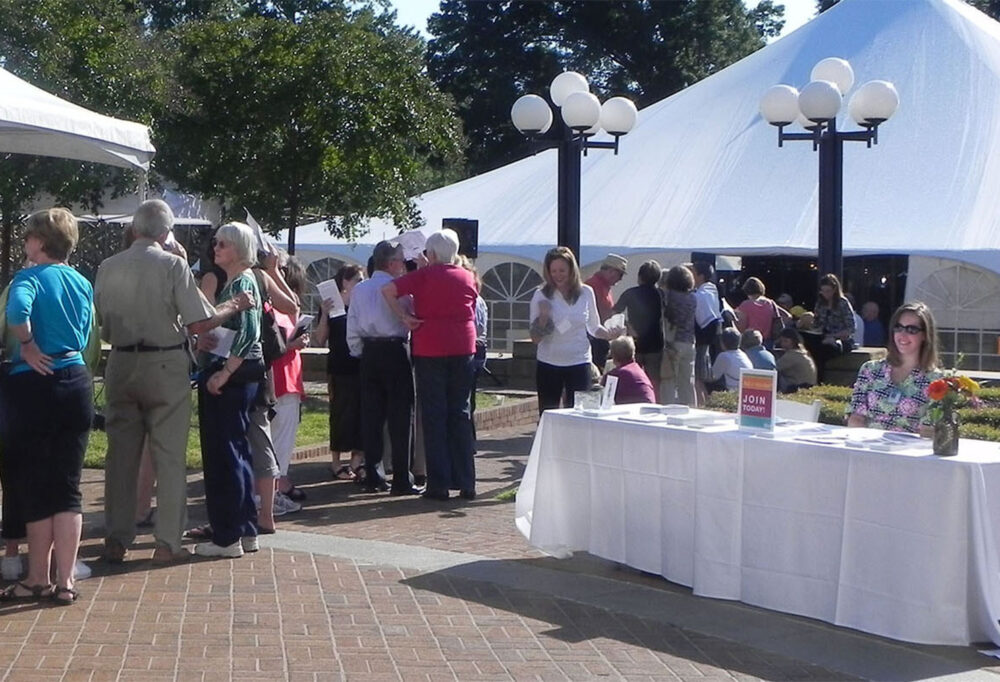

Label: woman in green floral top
[846,302,941,433]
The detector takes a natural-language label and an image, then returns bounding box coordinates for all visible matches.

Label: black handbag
[252,270,287,367]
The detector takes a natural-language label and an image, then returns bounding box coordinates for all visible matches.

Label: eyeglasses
[893,324,924,335]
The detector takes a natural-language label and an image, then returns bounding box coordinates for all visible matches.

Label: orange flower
[927,379,949,401]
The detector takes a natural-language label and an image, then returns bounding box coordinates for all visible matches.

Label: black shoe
[361,479,389,493]
[459,489,476,500]
[422,489,450,501]
[390,486,424,497]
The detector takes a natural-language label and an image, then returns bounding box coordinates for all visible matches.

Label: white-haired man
[96,199,252,565]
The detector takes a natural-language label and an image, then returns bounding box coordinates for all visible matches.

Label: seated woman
[804,273,856,382]
[711,328,752,391]
[846,301,941,433]
[740,329,776,370]
[602,336,656,405]
[775,328,817,393]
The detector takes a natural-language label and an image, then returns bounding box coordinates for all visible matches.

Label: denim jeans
[413,355,476,494]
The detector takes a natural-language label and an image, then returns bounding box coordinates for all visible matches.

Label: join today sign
[738,369,777,431]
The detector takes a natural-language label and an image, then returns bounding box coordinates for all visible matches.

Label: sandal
[0,581,53,602]
[51,586,79,606]
[330,464,355,481]
[352,465,367,484]
[282,485,307,501]
[183,524,213,540]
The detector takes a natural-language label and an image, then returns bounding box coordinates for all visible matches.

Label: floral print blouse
[814,297,856,338]
[847,359,941,433]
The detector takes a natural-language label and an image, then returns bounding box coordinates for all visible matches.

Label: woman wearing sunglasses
[846,301,941,433]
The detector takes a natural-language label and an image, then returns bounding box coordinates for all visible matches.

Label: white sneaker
[1,555,22,581]
[73,559,92,580]
[273,492,302,516]
[194,541,243,558]
[241,536,259,553]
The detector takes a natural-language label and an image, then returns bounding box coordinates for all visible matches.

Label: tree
[154,7,463,249]
[0,0,168,283]
[426,0,784,176]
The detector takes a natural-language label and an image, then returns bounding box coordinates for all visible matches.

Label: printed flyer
[738,368,777,431]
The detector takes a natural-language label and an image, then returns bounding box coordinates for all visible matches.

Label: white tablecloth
[515,406,1000,645]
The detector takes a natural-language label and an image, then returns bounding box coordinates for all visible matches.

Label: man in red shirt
[584,253,627,371]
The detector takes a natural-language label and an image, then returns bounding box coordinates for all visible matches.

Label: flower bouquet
[926,373,980,456]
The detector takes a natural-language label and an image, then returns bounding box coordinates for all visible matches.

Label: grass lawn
[85,384,503,470]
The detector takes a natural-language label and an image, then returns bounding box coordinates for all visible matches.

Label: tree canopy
[155,7,462,246]
[426,0,785,176]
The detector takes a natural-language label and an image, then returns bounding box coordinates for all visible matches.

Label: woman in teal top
[0,208,93,605]
[194,222,264,559]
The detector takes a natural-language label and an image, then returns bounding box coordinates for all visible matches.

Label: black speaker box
[442,218,479,259]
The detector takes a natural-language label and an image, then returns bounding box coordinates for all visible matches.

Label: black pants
[589,337,610,372]
[2,365,93,524]
[360,339,413,490]
[536,361,591,415]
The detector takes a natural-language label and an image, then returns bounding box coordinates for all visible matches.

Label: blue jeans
[413,355,476,494]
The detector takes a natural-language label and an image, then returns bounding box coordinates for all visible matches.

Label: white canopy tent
[282,0,1000,274]
[0,66,155,171]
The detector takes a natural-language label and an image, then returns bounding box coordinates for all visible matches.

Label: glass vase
[933,405,960,457]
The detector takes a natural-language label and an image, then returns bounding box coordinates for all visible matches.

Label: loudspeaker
[443,218,479,259]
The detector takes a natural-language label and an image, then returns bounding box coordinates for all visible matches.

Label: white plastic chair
[775,399,822,422]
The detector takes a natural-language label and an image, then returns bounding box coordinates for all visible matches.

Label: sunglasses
[893,324,924,335]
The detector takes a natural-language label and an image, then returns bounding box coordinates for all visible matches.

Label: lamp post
[511,72,637,259]
[760,58,899,282]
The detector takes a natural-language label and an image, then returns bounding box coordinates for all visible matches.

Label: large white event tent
[283,0,1000,276]
[0,66,155,171]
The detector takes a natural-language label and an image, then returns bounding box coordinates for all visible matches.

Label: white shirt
[694,281,722,328]
[711,349,753,390]
[345,270,412,358]
[529,285,606,367]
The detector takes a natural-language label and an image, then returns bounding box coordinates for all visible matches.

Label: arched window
[912,263,1000,370]
[480,261,543,350]
[303,257,347,316]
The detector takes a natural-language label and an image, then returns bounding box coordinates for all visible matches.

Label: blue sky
[389,0,817,39]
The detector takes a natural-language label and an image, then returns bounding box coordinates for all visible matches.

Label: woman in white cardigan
[529,246,623,414]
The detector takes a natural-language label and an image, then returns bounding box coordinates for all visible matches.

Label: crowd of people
[0,203,951,604]
[526,251,941,437]
[0,202,485,604]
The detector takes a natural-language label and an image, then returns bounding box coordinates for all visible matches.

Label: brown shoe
[151,544,191,565]
[103,539,128,564]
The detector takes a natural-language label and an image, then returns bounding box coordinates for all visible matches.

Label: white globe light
[850,80,899,123]
[511,94,553,135]
[561,91,602,131]
[582,120,601,136]
[550,71,589,107]
[810,58,854,95]
[759,84,800,125]
[600,96,638,135]
[798,80,842,122]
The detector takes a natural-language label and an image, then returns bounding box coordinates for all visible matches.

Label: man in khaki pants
[96,200,251,564]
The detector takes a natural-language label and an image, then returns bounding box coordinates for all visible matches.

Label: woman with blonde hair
[528,247,624,414]
[0,208,93,604]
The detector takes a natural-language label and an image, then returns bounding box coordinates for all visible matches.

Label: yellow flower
[958,375,980,394]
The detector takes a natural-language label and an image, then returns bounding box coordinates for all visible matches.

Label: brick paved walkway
[1,423,998,681]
